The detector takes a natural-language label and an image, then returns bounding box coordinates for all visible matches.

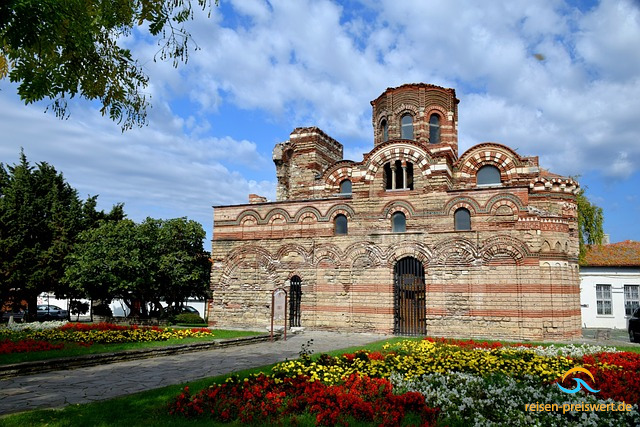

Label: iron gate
[289,276,302,327]
[394,257,426,336]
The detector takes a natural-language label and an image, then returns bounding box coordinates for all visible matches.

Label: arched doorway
[394,257,426,335]
[289,275,302,327]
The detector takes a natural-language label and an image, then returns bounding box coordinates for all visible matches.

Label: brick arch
[325,170,354,193]
[485,194,526,213]
[393,103,419,116]
[264,208,293,224]
[325,204,356,221]
[425,106,447,120]
[385,241,432,267]
[455,142,523,181]
[528,176,579,194]
[363,142,432,183]
[322,160,355,181]
[293,206,322,223]
[429,238,478,267]
[375,110,391,127]
[382,200,417,219]
[235,209,263,225]
[480,236,531,266]
[442,196,482,215]
[344,241,385,267]
[276,244,311,264]
[240,215,258,226]
[219,245,276,288]
[313,243,344,267]
[443,196,481,215]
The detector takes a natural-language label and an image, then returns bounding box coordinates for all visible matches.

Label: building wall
[209,83,582,341]
[580,267,640,329]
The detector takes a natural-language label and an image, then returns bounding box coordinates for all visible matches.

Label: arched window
[392,212,406,232]
[477,165,501,185]
[334,214,348,235]
[454,208,471,231]
[381,119,389,142]
[339,179,352,194]
[401,114,413,140]
[384,161,413,190]
[429,114,440,144]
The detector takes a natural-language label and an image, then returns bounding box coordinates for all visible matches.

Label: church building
[208,83,581,340]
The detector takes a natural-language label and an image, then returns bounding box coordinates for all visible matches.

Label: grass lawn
[1,338,638,426]
[0,329,262,366]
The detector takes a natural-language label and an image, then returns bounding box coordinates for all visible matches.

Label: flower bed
[0,322,215,353]
[169,373,439,426]
[169,337,640,426]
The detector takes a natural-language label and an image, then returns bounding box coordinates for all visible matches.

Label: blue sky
[1,0,639,244]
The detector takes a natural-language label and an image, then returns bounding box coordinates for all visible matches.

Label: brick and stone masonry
[209,83,582,341]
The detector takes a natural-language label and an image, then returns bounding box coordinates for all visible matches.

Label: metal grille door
[289,276,302,327]
[394,257,426,336]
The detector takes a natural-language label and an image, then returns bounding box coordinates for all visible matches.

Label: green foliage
[0,151,119,318]
[68,300,90,318]
[0,0,217,131]
[576,188,604,264]
[174,313,205,324]
[64,217,211,316]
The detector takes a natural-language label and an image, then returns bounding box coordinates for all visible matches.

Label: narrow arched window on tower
[429,114,440,144]
[401,114,413,140]
[339,179,352,194]
[334,214,348,235]
[381,119,389,142]
[392,212,406,232]
[454,208,471,231]
[477,165,501,186]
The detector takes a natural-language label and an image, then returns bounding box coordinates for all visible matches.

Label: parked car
[149,305,200,318]
[628,308,640,342]
[37,304,68,321]
[1,310,25,323]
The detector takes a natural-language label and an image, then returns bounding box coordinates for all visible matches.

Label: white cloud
[0,83,275,241]
[2,0,640,244]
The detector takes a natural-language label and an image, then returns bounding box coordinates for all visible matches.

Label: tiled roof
[582,240,640,267]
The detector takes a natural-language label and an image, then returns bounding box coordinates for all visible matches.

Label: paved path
[0,331,387,416]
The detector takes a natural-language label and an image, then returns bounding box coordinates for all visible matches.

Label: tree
[63,219,147,315]
[64,217,211,317]
[148,217,211,313]
[577,188,604,264]
[0,1,216,131]
[0,151,123,319]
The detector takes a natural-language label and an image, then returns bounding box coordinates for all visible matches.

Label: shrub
[174,313,205,324]
[92,303,112,317]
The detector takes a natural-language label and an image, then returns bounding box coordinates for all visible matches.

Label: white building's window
[596,284,612,315]
[625,285,640,316]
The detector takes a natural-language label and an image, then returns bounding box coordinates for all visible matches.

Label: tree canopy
[0,151,123,318]
[0,0,215,131]
[577,188,605,264]
[63,217,211,317]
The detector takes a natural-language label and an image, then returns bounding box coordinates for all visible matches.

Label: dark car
[37,304,68,321]
[1,310,25,323]
[628,308,640,342]
[149,305,200,318]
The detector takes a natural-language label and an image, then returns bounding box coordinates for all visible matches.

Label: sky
[1,0,639,245]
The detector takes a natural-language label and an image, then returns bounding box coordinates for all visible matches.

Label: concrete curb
[0,333,279,379]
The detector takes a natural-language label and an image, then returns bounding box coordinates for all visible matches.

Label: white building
[580,241,640,329]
